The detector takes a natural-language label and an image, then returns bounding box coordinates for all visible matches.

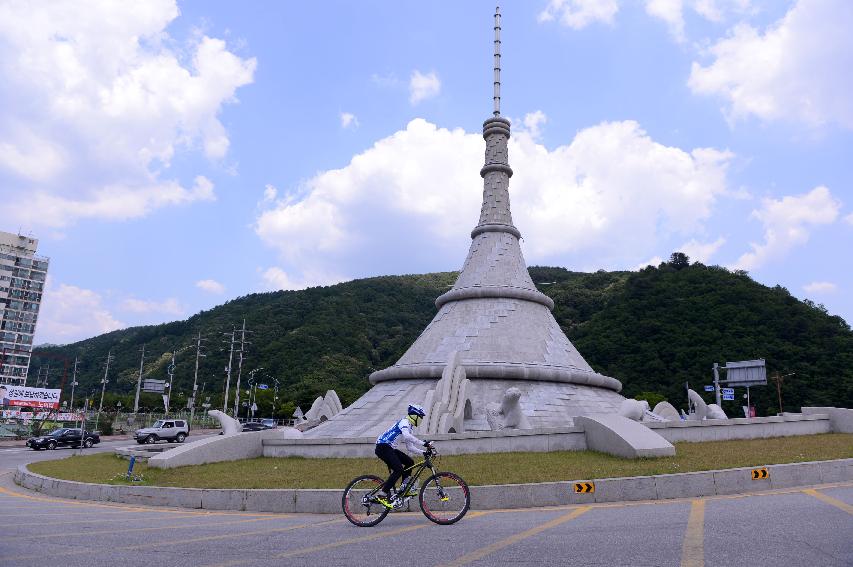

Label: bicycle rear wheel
[419,471,470,525]
[342,474,390,527]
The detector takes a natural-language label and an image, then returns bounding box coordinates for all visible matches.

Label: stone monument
[305,6,625,440]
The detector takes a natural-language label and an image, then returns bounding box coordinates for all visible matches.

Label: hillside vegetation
[33,256,852,418]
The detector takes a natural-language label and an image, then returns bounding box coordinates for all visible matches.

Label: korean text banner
[0,386,61,409]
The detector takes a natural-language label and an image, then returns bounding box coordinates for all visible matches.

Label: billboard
[0,385,61,409]
[725,359,767,386]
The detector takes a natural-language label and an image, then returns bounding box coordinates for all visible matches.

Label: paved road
[0,462,850,567]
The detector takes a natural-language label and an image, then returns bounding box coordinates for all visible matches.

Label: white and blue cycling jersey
[376,417,425,454]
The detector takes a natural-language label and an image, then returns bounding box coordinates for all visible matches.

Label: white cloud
[409,70,441,105]
[121,297,185,316]
[803,281,837,294]
[263,184,278,202]
[538,0,619,28]
[646,0,686,42]
[255,118,733,283]
[688,0,853,129]
[845,212,853,225]
[679,236,726,263]
[0,0,255,228]
[260,267,346,291]
[734,186,841,270]
[196,279,225,294]
[692,0,754,23]
[340,112,359,129]
[521,111,548,141]
[18,176,214,228]
[634,256,664,270]
[36,280,125,345]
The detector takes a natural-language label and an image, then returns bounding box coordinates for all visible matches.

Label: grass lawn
[28,433,853,489]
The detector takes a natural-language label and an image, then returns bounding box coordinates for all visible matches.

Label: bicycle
[341,445,470,527]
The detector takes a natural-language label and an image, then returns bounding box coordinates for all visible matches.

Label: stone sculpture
[706,404,728,420]
[423,351,472,434]
[652,401,681,421]
[619,399,649,421]
[209,409,241,436]
[297,390,343,431]
[486,387,530,430]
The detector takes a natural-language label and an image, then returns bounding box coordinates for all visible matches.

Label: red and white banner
[0,410,84,421]
[0,386,61,409]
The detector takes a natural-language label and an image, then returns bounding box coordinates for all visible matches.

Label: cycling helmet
[407,404,426,418]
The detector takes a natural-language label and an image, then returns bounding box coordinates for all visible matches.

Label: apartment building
[0,231,49,386]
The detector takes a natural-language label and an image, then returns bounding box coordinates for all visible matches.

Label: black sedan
[27,428,100,450]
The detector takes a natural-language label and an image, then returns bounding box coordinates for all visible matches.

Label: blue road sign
[722,394,735,401]
[721,387,734,395]
[704,385,715,392]
[257,384,269,390]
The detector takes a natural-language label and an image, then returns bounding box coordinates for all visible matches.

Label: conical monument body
[306,8,624,439]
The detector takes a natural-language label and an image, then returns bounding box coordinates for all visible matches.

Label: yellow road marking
[438,506,591,567]
[12,515,280,539]
[0,517,343,562]
[0,486,281,517]
[803,489,853,515]
[680,499,705,567]
[7,513,210,527]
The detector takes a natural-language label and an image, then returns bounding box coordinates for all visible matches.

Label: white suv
[134,419,189,444]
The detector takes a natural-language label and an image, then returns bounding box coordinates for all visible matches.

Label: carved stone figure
[486,387,530,430]
[423,351,472,434]
[209,409,241,436]
[705,404,728,420]
[651,401,681,421]
[619,399,649,421]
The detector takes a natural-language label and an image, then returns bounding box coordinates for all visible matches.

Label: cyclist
[374,403,432,508]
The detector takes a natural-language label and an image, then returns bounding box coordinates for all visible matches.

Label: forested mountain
[32,257,852,418]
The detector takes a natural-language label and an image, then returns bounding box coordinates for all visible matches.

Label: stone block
[201,489,247,511]
[713,467,761,495]
[654,471,716,500]
[769,461,822,489]
[576,414,675,458]
[594,476,657,503]
[802,407,853,432]
[818,458,853,483]
[292,489,341,514]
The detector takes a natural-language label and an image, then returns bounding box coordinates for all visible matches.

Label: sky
[1,0,851,345]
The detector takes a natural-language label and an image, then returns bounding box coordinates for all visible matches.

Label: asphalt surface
[0,444,850,567]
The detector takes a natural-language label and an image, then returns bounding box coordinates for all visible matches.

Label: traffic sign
[751,467,769,480]
[721,388,734,395]
[258,384,269,390]
[573,482,595,493]
[704,385,715,392]
[722,394,735,401]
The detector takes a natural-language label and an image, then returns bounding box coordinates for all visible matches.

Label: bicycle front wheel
[419,471,470,525]
[342,475,390,527]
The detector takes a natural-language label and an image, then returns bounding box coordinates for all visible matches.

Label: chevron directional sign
[751,467,769,480]
[573,482,595,493]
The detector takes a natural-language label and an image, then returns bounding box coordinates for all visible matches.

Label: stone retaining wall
[15,458,852,514]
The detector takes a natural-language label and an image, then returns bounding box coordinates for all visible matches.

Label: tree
[668,252,690,269]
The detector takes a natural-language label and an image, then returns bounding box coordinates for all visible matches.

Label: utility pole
[223,328,236,413]
[770,371,795,415]
[133,345,145,414]
[232,320,251,418]
[272,378,280,422]
[164,351,176,414]
[95,350,114,431]
[189,331,206,426]
[69,357,79,410]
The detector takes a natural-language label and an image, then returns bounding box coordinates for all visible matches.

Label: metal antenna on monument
[493,5,502,117]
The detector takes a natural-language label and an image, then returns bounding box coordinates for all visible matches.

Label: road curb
[14,458,852,513]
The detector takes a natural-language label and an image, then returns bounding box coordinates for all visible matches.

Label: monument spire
[493,6,501,117]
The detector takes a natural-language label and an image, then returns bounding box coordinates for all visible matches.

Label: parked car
[27,428,100,450]
[241,421,273,432]
[260,418,277,428]
[134,419,189,444]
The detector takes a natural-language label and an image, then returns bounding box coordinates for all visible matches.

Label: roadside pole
[712,363,722,407]
[133,345,145,415]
